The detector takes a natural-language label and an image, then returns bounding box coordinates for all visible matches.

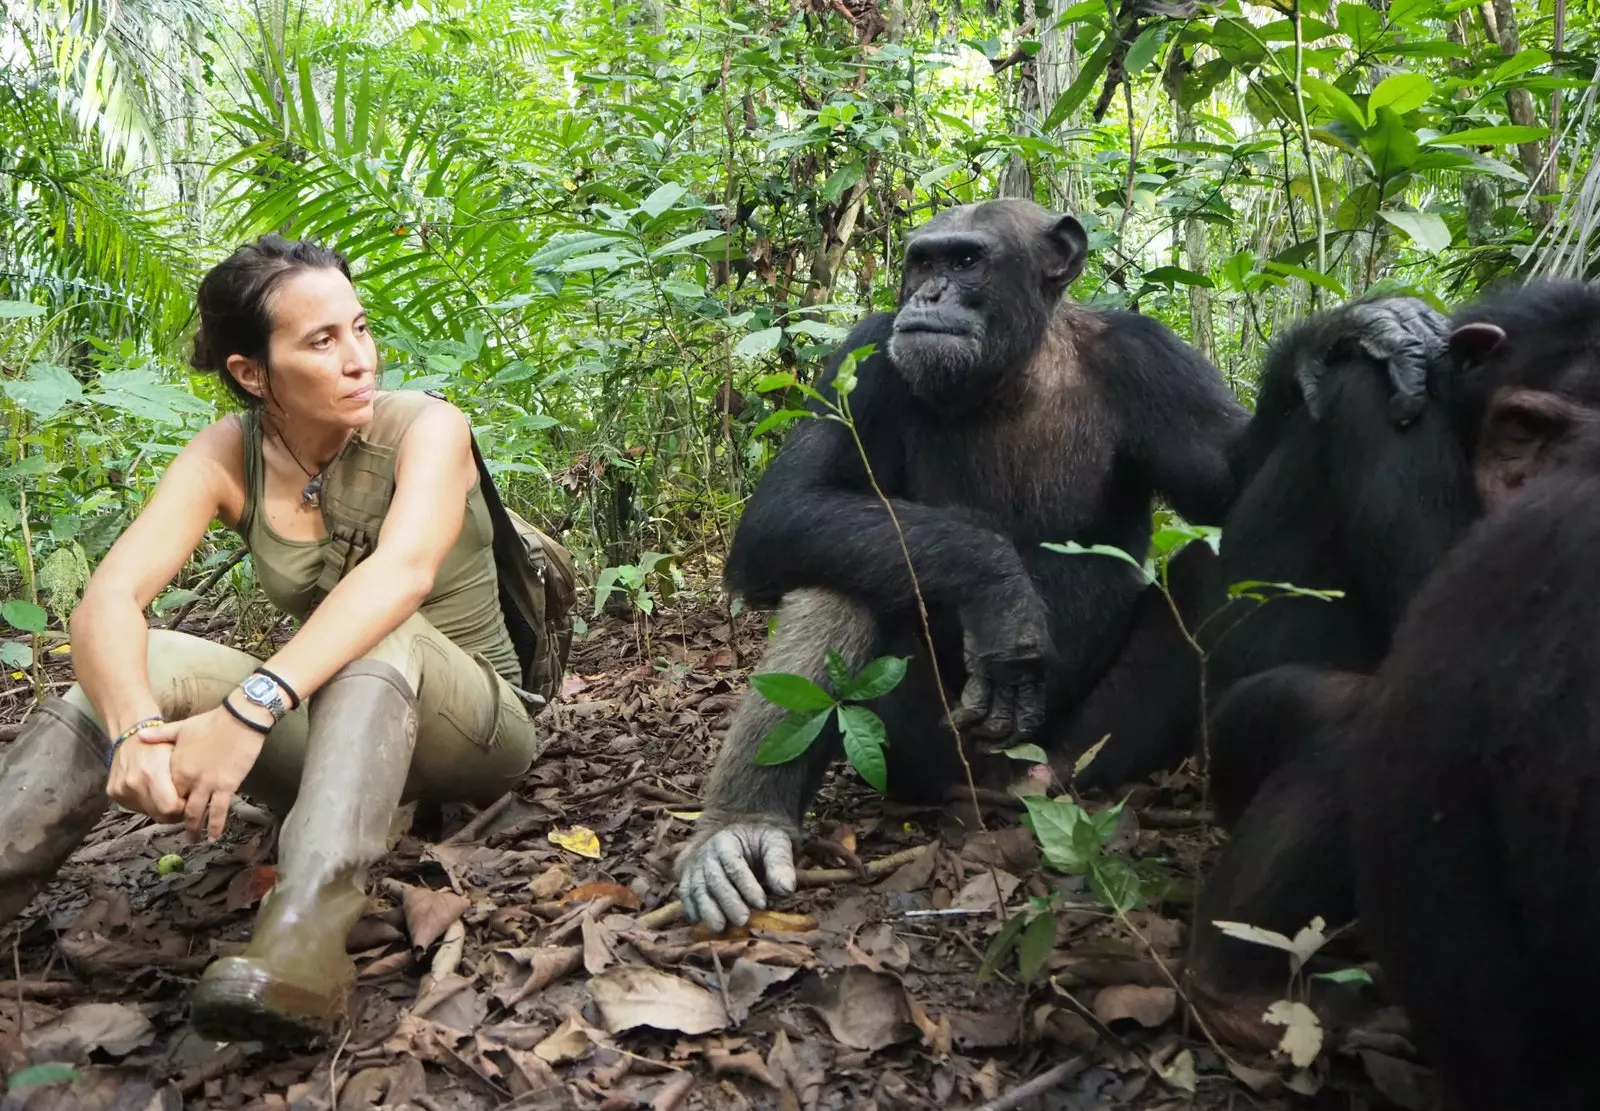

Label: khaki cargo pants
[63,612,544,813]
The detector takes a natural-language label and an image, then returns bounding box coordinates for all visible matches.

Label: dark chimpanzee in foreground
[1352,384,1600,1111]
[1190,281,1600,1052]
[676,198,1253,930]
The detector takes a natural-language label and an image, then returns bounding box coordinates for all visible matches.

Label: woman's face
[230,267,379,429]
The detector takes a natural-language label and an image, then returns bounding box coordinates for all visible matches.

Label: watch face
[242,674,278,703]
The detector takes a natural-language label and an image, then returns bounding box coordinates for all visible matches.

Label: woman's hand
[107,727,185,821]
[148,706,268,841]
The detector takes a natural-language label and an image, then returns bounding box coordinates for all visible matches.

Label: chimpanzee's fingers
[1013,681,1048,738]
[680,861,724,932]
[953,667,991,730]
[699,856,753,931]
[713,831,769,914]
[755,829,797,897]
[979,682,1018,739]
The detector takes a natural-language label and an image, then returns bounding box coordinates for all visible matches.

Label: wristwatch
[240,672,290,724]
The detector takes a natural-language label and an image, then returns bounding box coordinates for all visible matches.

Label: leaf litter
[0,588,1409,1108]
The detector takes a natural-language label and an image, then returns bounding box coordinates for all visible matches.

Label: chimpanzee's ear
[1044,215,1087,289]
[1448,322,1507,365]
[1477,388,1590,505]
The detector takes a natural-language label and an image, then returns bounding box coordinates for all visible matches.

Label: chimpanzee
[676,198,1251,930]
[1352,382,1600,1111]
[1190,280,1600,1046]
[675,197,1444,933]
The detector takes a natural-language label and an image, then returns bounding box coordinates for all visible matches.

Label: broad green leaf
[1303,76,1366,134]
[821,161,865,203]
[754,709,830,765]
[784,319,850,341]
[734,328,783,360]
[751,672,837,712]
[839,655,908,702]
[1366,73,1433,123]
[1491,48,1550,85]
[640,182,687,218]
[651,228,725,257]
[0,301,46,319]
[1124,24,1165,76]
[6,1062,82,1092]
[1379,209,1453,255]
[152,588,199,614]
[1228,579,1345,602]
[0,642,31,669]
[1313,966,1375,985]
[4,363,83,419]
[1265,262,1349,299]
[838,704,889,791]
[1363,109,1420,181]
[1043,33,1113,130]
[1017,911,1058,981]
[1423,124,1550,147]
[753,372,798,393]
[825,650,852,693]
[1143,265,1213,288]
[1,600,48,634]
[557,251,641,273]
[530,232,627,269]
[1090,857,1145,912]
[750,409,811,438]
[917,161,966,189]
[1003,743,1049,764]
[1023,795,1092,874]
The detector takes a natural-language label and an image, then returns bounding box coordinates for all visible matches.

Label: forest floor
[0,588,1422,1111]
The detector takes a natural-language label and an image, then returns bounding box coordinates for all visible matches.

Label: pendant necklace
[275,427,348,510]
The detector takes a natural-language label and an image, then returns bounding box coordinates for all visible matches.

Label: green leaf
[1303,76,1366,134]
[0,301,46,319]
[838,655,908,702]
[1003,743,1050,764]
[821,161,865,203]
[0,641,31,669]
[1,600,48,634]
[1363,109,1420,182]
[1491,48,1550,85]
[978,911,1029,981]
[640,182,687,219]
[1379,209,1453,255]
[1143,265,1214,288]
[1312,966,1375,985]
[734,327,783,360]
[1124,24,1165,76]
[754,709,830,765]
[1091,857,1145,911]
[6,1062,82,1093]
[751,409,811,438]
[1423,124,1550,147]
[1023,795,1093,874]
[753,372,798,393]
[1043,33,1113,130]
[1017,911,1058,981]
[651,228,725,257]
[838,704,889,792]
[4,363,83,419]
[917,161,967,190]
[825,650,852,693]
[556,251,641,273]
[1367,73,1433,123]
[751,672,837,713]
[1041,541,1154,584]
[1265,262,1349,299]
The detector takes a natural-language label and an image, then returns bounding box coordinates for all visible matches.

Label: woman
[0,236,545,1044]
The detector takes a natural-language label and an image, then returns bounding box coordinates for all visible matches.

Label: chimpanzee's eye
[951,250,979,270]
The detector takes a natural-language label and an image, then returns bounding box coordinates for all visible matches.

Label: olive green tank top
[236,391,521,683]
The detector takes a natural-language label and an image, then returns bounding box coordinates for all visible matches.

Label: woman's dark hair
[191,234,353,407]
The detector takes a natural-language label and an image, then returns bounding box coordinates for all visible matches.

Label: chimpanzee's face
[888,200,1086,410]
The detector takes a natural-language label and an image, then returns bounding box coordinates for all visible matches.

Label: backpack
[466,438,578,707]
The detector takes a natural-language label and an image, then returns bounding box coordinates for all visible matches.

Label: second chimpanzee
[1352,382,1600,1111]
[676,199,1251,931]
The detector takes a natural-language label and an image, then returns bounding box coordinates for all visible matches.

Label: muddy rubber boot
[0,698,110,929]
[189,660,418,1044]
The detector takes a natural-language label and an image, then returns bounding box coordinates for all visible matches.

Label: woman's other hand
[107,726,186,822]
[156,707,269,841]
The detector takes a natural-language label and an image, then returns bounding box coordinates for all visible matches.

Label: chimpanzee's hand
[1296,297,1450,426]
[952,584,1052,741]
[677,815,799,934]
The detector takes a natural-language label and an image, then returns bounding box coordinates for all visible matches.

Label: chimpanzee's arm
[724,314,1035,617]
[1099,312,1251,525]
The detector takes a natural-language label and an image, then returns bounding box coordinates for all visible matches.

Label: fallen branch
[442,791,515,845]
[0,979,82,999]
[636,844,931,930]
[165,547,250,632]
[973,1057,1087,1111]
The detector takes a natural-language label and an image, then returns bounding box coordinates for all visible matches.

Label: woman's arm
[72,418,242,741]
[246,398,478,701]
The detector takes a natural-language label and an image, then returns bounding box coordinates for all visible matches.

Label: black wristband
[222,693,273,736]
[252,666,301,710]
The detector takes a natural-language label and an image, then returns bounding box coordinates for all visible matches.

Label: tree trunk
[1485,0,1554,224]
[1162,49,1215,364]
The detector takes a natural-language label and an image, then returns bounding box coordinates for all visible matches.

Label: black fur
[709,199,1246,824]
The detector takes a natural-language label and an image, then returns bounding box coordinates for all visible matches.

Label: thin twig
[972,1057,1087,1111]
[328,1024,354,1107]
[442,791,516,845]
[165,547,249,631]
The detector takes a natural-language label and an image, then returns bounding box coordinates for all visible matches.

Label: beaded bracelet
[105,715,166,768]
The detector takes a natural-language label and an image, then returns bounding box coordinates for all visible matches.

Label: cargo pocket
[416,638,502,751]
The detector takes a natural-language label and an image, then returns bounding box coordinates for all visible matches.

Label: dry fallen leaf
[878,842,937,893]
[528,864,573,900]
[724,959,800,1024]
[799,966,916,1052]
[548,826,602,859]
[396,883,471,952]
[1093,985,1178,1029]
[533,1016,594,1064]
[588,965,729,1035]
[224,864,277,911]
[1152,1045,1198,1092]
[951,869,1020,912]
[493,945,584,1006]
[27,1003,155,1059]
[562,881,641,910]
[581,915,617,975]
[747,909,818,933]
[1264,1000,1324,1068]
[846,923,910,974]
